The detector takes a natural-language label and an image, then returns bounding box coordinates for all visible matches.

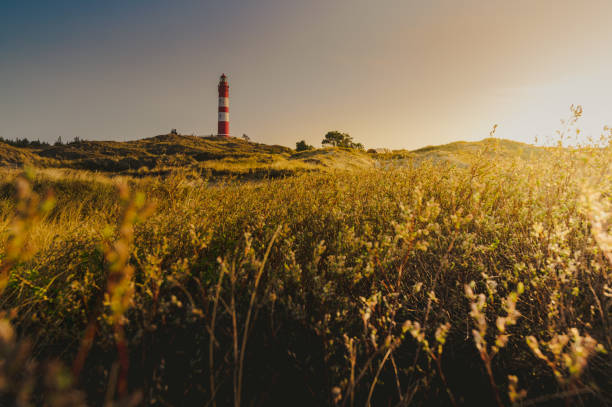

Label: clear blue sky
[2,0,611,149]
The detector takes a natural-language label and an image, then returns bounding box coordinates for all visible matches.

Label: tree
[242,134,251,142]
[295,140,314,151]
[321,131,364,150]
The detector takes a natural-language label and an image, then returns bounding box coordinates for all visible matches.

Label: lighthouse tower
[218,74,229,137]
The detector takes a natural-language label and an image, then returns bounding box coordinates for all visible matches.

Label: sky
[1,0,612,150]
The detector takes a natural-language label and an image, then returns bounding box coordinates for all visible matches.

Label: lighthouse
[218,74,229,137]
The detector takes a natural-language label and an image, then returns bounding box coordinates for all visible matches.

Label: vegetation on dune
[290,147,375,170]
[322,131,365,150]
[0,132,381,178]
[295,140,314,152]
[376,138,543,168]
[0,131,552,179]
[0,142,57,168]
[0,122,610,406]
[0,134,295,177]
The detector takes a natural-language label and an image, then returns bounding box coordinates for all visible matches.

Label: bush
[295,140,314,151]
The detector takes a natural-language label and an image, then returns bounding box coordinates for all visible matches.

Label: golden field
[0,127,610,406]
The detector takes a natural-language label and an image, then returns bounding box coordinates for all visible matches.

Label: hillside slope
[375,138,541,167]
[0,134,544,176]
[0,143,57,167]
[34,134,293,172]
[290,147,375,169]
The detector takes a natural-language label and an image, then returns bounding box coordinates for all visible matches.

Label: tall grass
[0,136,610,406]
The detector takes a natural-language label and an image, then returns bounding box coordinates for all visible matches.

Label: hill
[374,138,542,167]
[290,147,375,169]
[0,142,57,168]
[0,134,544,176]
[34,135,294,174]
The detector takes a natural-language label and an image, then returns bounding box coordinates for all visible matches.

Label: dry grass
[0,129,610,406]
[1,134,547,177]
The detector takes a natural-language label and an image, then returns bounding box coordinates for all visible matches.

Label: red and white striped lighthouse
[218,74,229,137]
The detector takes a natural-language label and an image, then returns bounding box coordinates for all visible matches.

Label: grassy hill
[0,134,544,177]
[0,142,57,167]
[375,138,542,167]
[35,135,295,175]
[290,147,375,169]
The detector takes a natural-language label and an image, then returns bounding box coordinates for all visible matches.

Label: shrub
[296,140,314,151]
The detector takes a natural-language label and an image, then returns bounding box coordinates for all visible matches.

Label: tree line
[0,136,84,148]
